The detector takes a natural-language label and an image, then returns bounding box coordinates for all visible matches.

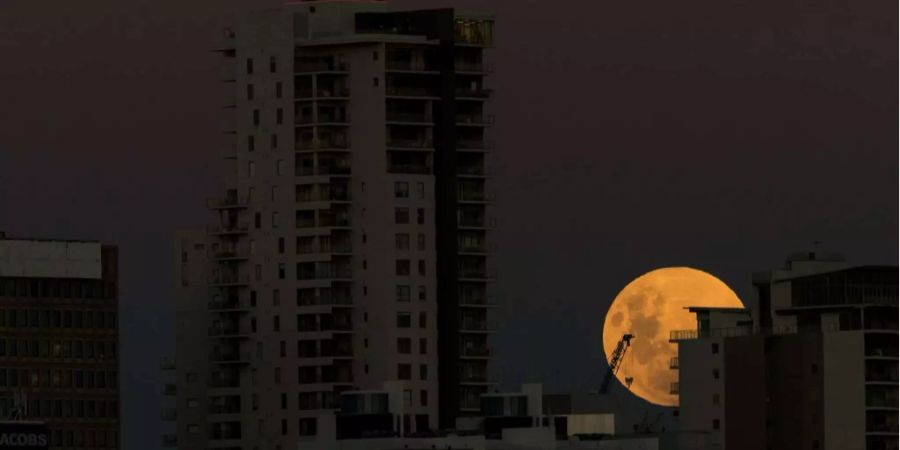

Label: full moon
[602,267,744,406]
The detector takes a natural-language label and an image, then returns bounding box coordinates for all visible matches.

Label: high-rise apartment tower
[169,2,496,449]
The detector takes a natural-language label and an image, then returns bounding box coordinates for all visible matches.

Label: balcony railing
[161,408,177,421]
[460,320,495,332]
[208,299,250,311]
[670,323,853,341]
[296,88,351,99]
[456,114,494,125]
[210,351,251,363]
[207,223,249,235]
[208,324,246,337]
[386,60,438,72]
[669,357,679,369]
[387,86,439,98]
[296,137,351,151]
[458,190,495,202]
[162,383,177,396]
[388,164,431,174]
[670,383,679,395]
[458,217,496,228]
[295,61,350,73]
[387,138,433,149]
[387,112,433,123]
[207,196,249,209]
[211,275,250,286]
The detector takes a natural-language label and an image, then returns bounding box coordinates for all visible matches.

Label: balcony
[208,324,248,338]
[458,241,491,254]
[458,190,495,204]
[211,275,250,287]
[387,137,433,150]
[213,250,248,261]
[296,111,350,126]
[295,87,351,99]
[456,114,493,126]
[208,298,250,312]
[207,223,249,235]
[670,383,679,395]
[388,163,432,175]
[386,86,439,99]
[207,196,248,210]
[209,374,241,389]
[460,347,492,359]
[210,351,251,364]
[295,60,350,73]
[459,268,496,281]
[459,294,496,308]
[297,136,351,151]
[460,319,496,333]
[460,372,490,384]
[669,357,679,369]
[387,112,433,124]
[386,60,439,72]
[458,216,496,229]
[162,383,177,396]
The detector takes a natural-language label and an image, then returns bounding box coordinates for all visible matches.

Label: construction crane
[599,333,634,394]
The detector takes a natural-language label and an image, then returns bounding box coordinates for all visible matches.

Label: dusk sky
[0,0,896,448]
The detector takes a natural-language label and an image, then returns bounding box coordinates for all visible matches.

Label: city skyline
[0,0,896,448]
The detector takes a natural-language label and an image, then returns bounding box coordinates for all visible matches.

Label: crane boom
[600,333,634,394]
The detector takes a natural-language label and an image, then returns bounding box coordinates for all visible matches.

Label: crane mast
[600,333,634,394]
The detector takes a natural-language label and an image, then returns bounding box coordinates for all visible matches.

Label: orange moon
[602,267,744,406]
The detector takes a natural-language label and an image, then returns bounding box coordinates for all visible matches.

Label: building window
[276,108,283,124]
[272,212,279,228]
[255,213,261,228]
[398,364,411,380]
[274,315,281,332]
[395,182,409,198]
[397,338,411,354]
[417,234,426,251]
[397,285,411,302]
[396,233,410,250]
[712,419,720,430]
[278,263,285,280]
[373,77,379,87]
[397,312,411,328]
[269,56,277,73]
[396,260,411,276]
[248,135,255,152]
[255,264,263,281]
[246,58,254,74]
[712,393,720,405]
[420,390,428,407]
[271,134,278,149]
[416,182,425,199]
[278,238,285,254]
[419,338,427,354]
[712,368,720,380]
[247,84,254,100]
[417,208,425,225]
[276,82,283,98]
[253,109,260,126]
[248,161,256,177]
[419,364,428,381]
[418,286,426,301]
[418,260,426,276]
[712,343,719,354]
[281,419,287,435]
[395,208,410,224]
[276,159,285,175]
[419,312,427,328]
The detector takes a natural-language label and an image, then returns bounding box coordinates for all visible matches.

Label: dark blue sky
[0,0,896,448]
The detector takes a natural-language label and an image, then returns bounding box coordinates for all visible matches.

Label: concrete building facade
[0,237,120,449]
[672,253,898,450]
[169,2,496,449]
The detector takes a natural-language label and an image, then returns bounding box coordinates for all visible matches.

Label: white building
[167,2,497,449]
[671,252,898,450]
